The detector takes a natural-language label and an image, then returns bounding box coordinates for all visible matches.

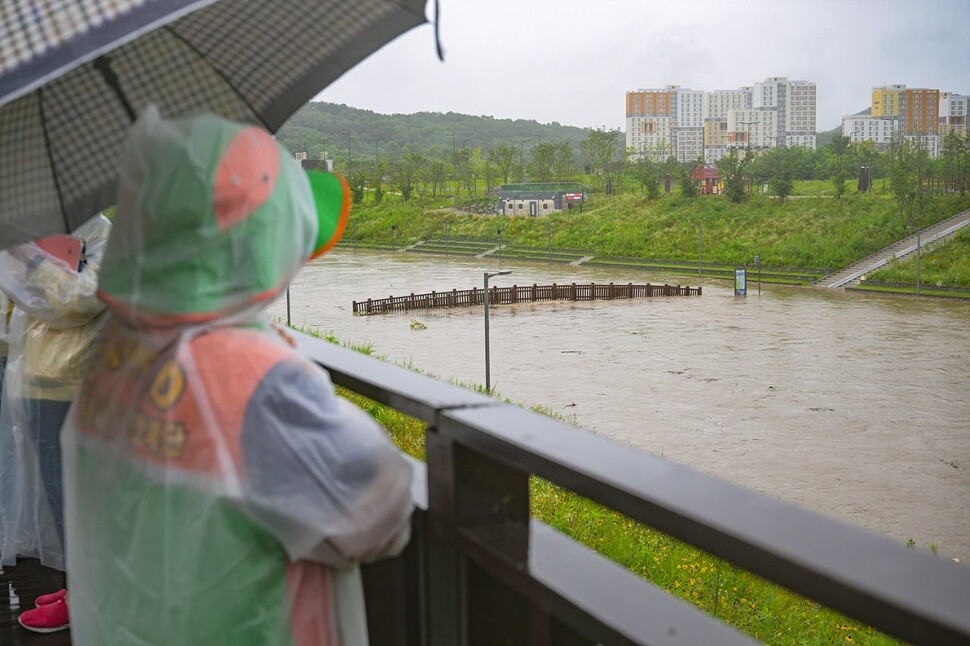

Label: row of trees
[622,130,970,210]
[340,127,623,203]
[325,121,969,210]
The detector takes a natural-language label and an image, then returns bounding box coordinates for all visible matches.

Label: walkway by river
[268,249,970,561]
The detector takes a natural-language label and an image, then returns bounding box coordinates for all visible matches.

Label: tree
[529,142,556,181]
[489,145,518,184]
[888,133,931,231]
[552,141,576,181]
[483,158,496,193]
[371,158,389,204]
[394,152,424,202]
[941,130,970,195]
[427,159,447,196]
[581,127,620,191]
[451,147,473,196]
[768,147,795,202]
[828,133,851,200]
[716,151,747,203]
[348,171,367,205]
[678,164,697,198]
[634,157,660,199]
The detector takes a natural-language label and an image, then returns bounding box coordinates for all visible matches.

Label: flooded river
[268,249,970,560]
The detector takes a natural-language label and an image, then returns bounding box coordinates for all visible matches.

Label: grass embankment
[860,227,970,292]
[343,191,970,277]
[312,333,900,645]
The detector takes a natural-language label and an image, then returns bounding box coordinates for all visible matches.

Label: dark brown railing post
[425,429,464,646]
[435,418,533,645]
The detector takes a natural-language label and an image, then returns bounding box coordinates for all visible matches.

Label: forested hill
[278,102,597,166]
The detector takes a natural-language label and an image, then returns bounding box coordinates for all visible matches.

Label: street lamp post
[518,136,539,180]
[907,225,922,299]
[342,131,352,174]
[698,223,703,276]
[497,227,503,265]
[916,229,921,299]
[391,224,397,251]
[754,254,761,296]
[484,270,512,391]
[547,218,552,263]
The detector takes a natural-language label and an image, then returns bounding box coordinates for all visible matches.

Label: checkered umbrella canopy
[0,0,429,251]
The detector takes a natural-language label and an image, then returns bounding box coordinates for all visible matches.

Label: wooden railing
[353,282,701,315]
[293,331,970,645]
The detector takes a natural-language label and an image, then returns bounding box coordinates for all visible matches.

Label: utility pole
[484,270,511,391]
[698,223,703,276]
[916,229,921,298]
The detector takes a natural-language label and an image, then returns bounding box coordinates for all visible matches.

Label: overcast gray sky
[314,0,970,132]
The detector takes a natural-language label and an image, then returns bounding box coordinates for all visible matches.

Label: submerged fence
[353,282,701,315]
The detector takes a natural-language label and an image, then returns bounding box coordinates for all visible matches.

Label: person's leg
[18,397,72,633]
[26,398,72,553]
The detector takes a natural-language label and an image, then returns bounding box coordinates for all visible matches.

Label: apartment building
[848,85,956,157]
[728,109,777,150]
[671,127,704,163]
[784,80,817,148]
[901,88,940,135]
[939,93,969,138]
[675,87,705,128]
[704,88,753,120]
[841,115,897,147]
[626,87,677,161]
[872,84,906,117]
[703,88,751,160]
[626,77,816,162]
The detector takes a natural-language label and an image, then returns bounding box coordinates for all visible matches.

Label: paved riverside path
[812,207,970,289]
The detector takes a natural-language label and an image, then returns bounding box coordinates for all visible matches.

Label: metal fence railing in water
[292,331,970,646]
[353,282,702,315]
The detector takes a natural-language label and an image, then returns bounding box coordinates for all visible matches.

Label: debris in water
[410,319,427,330]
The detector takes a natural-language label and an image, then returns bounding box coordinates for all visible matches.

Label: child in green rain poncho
[59,107,414,645]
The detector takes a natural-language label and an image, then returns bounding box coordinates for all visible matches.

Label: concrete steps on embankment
[812,208,970,289]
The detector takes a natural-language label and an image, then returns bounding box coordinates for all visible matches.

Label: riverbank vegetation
[344,190,970,275]
[864,227,970,288]
[309,331,900,645]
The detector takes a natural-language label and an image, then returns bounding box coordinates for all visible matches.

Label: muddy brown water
[268,249,970,560]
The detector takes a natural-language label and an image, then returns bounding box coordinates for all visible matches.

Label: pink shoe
[35,588,67,607]
[18,599,70,633]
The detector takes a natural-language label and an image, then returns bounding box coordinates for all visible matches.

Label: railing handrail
[295,331,970,644]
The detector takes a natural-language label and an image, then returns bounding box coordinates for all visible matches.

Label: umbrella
[0,0,433,251]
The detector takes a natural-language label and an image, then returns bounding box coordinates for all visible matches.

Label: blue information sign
[735,268,746,296]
